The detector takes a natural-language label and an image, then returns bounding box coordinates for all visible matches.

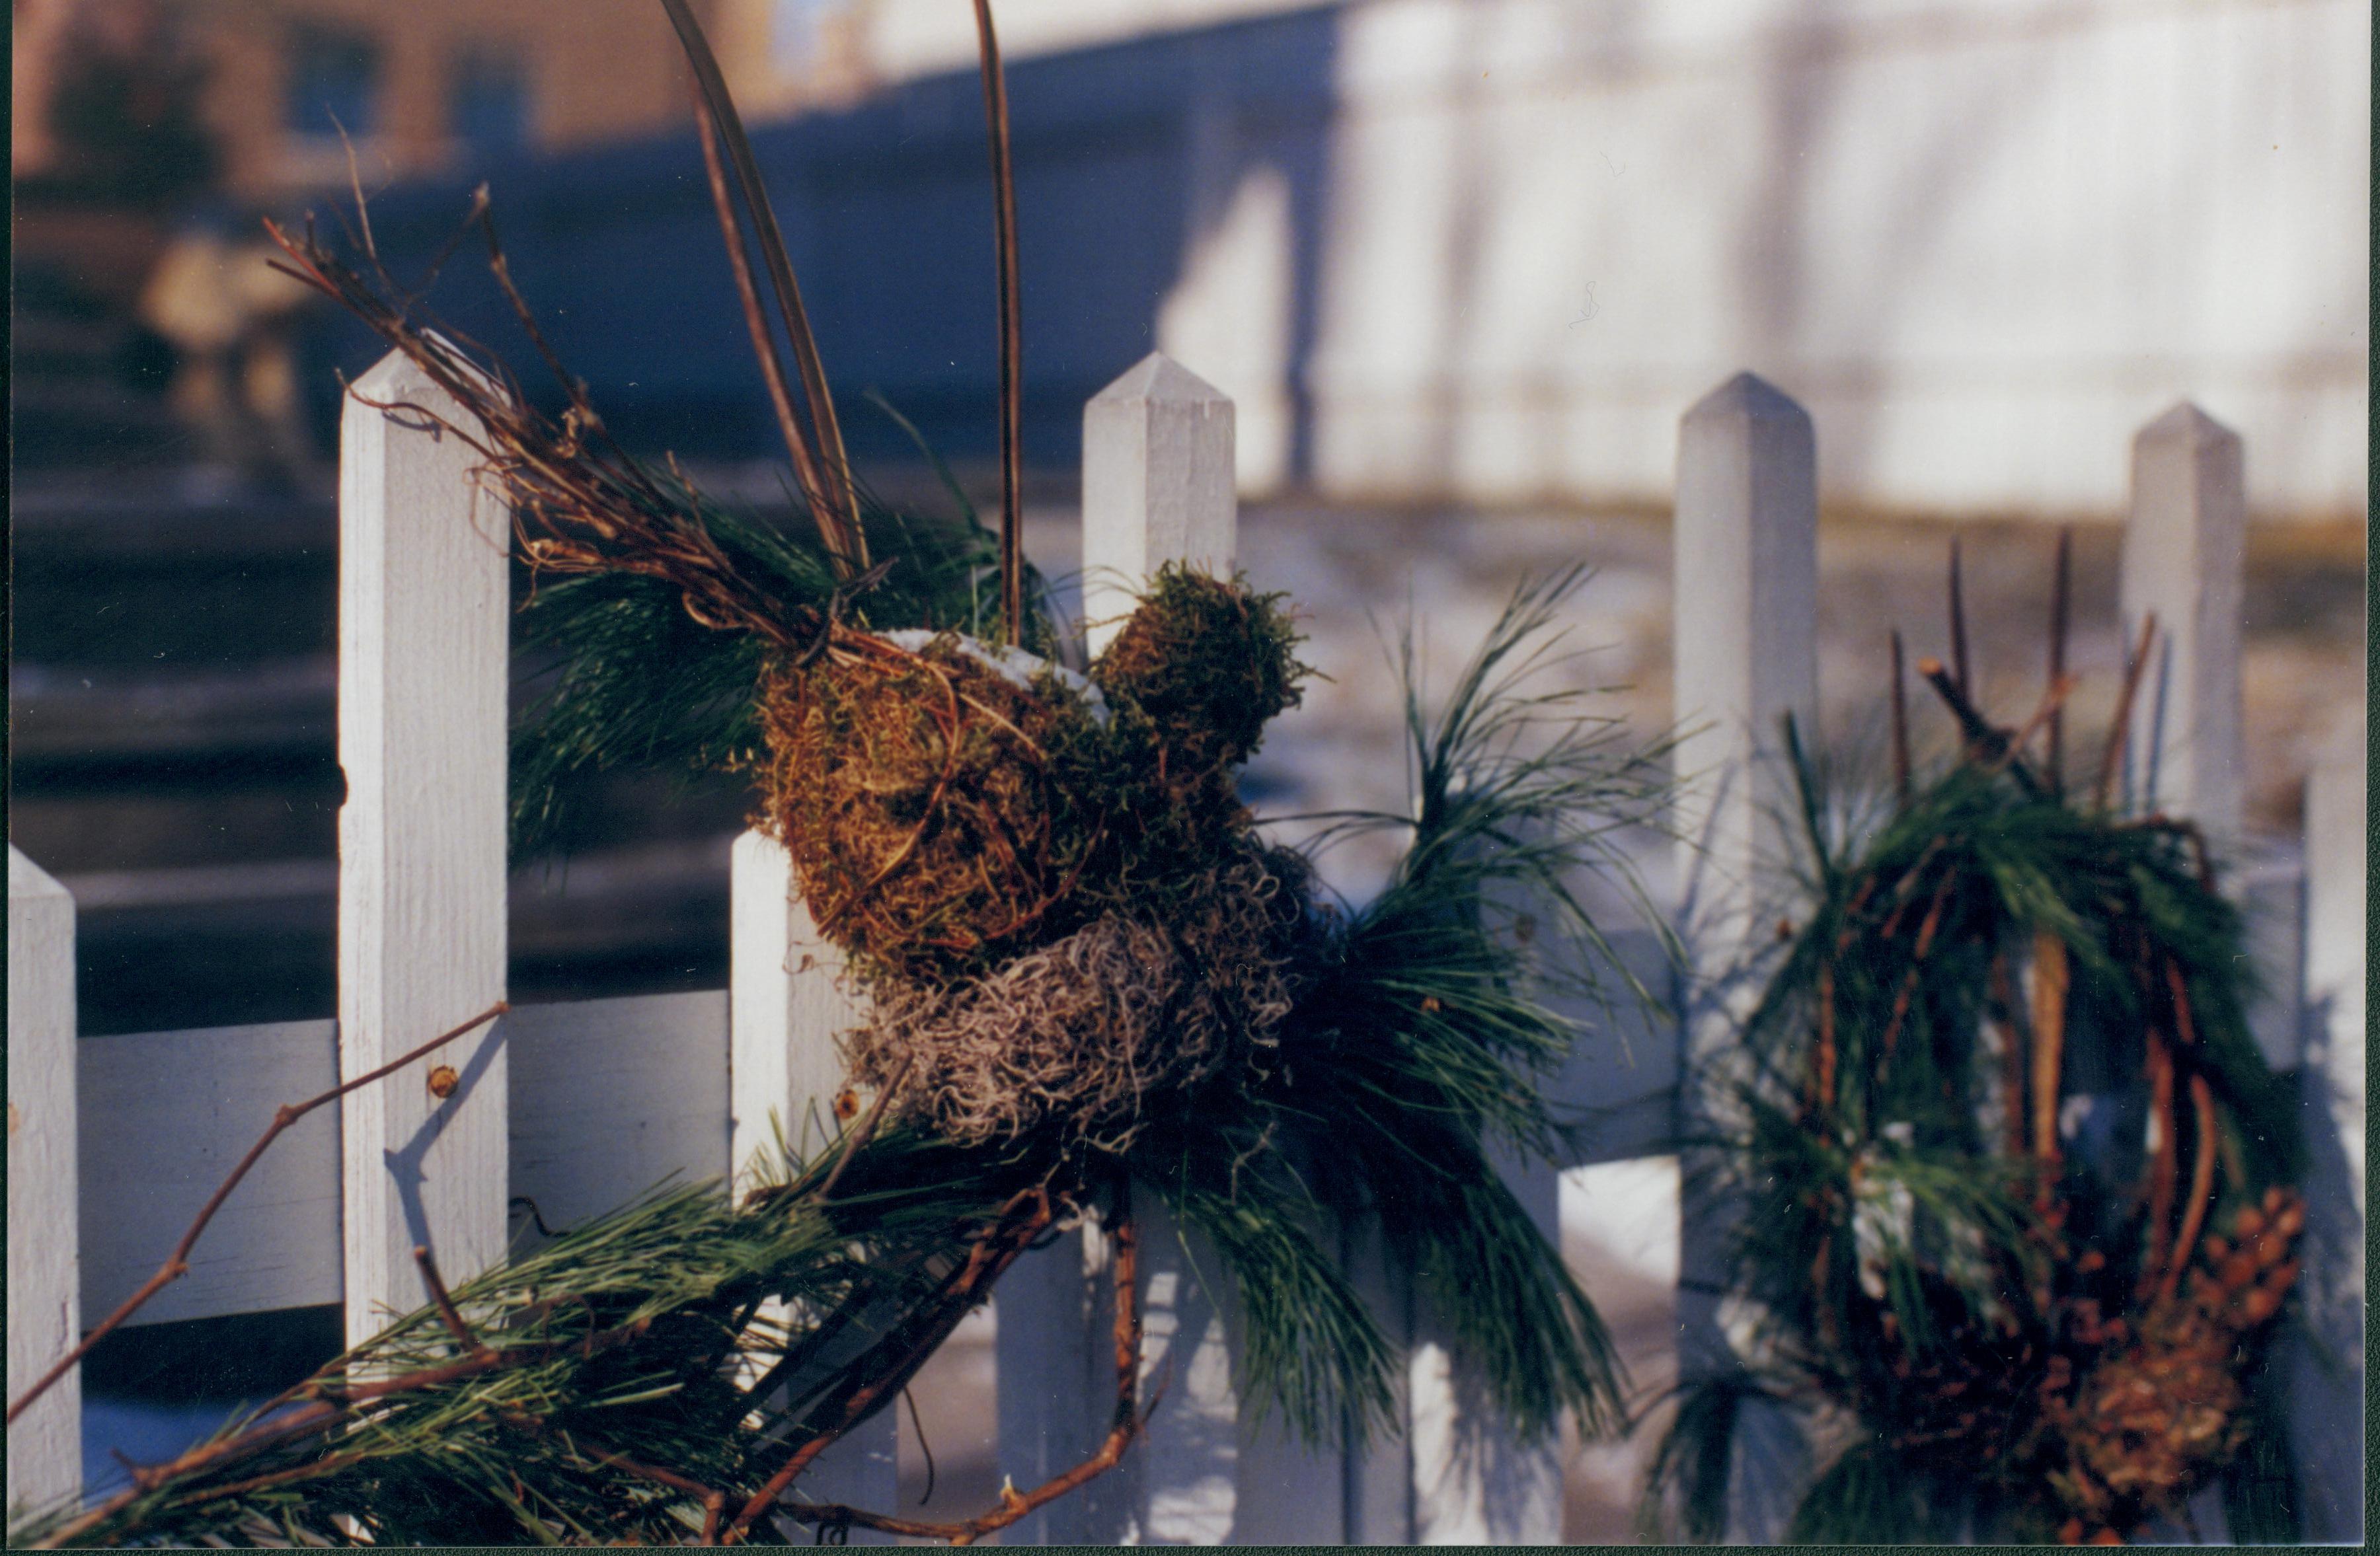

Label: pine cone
[2040,1188,2303,1534]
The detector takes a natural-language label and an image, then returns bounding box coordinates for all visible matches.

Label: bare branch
[772,1187,1151,1546]
[970,0,1025,643]
[689,81,842,567]
[2092,611,2158,811]
[7,1002,509,1426]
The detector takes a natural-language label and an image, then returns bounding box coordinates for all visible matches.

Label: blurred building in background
[11,0,864,198]
[11,0,2367,1021]
[15,0,2366,517]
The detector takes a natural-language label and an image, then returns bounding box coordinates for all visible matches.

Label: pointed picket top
[1683,369,1812,433]
[2135,399,2241,452]
[348,342,428,404]
[348,332,502,410]
[2120,396,2245,836]
[9,844,69,905]
[1089,350,1231,411]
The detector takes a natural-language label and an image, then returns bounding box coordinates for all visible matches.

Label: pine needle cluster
[11,1132,1047,1547]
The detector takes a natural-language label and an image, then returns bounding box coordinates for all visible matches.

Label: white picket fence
[7,355,2364,1542]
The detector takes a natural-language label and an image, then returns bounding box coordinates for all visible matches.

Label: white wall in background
[854,0,2367,517]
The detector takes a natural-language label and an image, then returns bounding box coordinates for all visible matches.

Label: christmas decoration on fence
[7,570,1664,1548]
[8,1,1674,1543]
[1642,538,2303,1546]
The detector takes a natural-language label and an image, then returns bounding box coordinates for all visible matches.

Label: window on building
[283,24,379,139]
[449,46,529,159]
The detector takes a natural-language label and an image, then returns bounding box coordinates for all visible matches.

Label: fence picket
[1669,371,1820,1543]
[1408,1154,1566,1543]
[728,830,898,1533]
[336,348,512,1347]
[1081,353,1237,653]
[1338,1228,1417,1543]
[9,848,81,1515]
[1005,352,1354,1543]
[2120,402,2246,838]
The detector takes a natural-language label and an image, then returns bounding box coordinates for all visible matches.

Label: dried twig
[414,1245,490,1358]
[658,0,864,570]
[1878,870,1956,1060]
[2139,1022,2179,1296]
[970,0,1026,644]
[2092,612,2157,809]
[776,1187,1151,1546]
[815,1051,917,1203]
[722,1187,1061,1542]
[1889,628,1912,807]
[903,1385,937,1508]
[1985,673,2078,779]
[267,216,818,651]
[1947,537,1973,701]
[7,1002,509,1427]
[2155,959,2219,1305]
[2028,930,2069,1179]
[1913,655,2044,795]
[690,83,838,564]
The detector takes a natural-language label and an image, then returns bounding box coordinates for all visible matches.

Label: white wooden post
[8,848,81,1518]
[1003,353,1342,1543]
[338,350,511,1347]
[2284,712,2365,1541]
[1339,1228,1418,1543]
[2119,403,2245,839]
[728,830,898,1532]
[1081,353,1236,654]
[1669,371,1820,1542]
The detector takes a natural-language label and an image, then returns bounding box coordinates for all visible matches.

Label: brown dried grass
[847,846,1306,1152]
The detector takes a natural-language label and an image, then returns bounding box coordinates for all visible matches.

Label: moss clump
[764,572,1309,992]
[1091,564,1307,778]
[761,572,1315,1144]
[757,632,1109,982]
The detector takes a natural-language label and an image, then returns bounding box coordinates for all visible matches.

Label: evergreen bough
[1644,688,2303,1545]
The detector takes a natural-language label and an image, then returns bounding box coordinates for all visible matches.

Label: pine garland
[1644,655,2303,1545]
